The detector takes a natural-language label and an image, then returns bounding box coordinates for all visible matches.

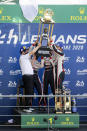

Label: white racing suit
[52,45,65,91]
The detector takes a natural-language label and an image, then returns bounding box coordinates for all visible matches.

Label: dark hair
[34,52,39,59]
[44,28,48,33]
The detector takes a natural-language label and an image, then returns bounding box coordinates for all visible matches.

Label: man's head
[57,43,63,50]
[44,27,48,34]
[20,46,29,55]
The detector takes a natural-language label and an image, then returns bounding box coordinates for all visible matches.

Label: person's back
[19,43,41,112]
[19,53,33,76]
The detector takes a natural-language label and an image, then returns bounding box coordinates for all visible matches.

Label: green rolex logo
[32,117,35,122]
[79,7,85,15]
[39,8,45,15]
[66,117,70,122]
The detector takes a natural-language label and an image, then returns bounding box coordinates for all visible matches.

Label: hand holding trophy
[37,9,55,57]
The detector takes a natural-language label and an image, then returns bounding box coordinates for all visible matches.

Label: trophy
[55,89,63,114]
[37,9,55,57]
[64,88,71,113]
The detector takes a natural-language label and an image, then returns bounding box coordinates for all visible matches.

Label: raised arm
[52,44,64,56]
[29,43,41,56]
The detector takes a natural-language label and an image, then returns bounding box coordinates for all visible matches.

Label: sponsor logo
[38,50,49,55]
[66,117,70,122]
[0,69,3,75]
[0,0,16,5]
[64,55,70,62]
[0,7,12,21]
[76,80,84,87]
[8,57,17,63]
[8,81,17,87]
[34,7,45,21]
[38,8,44,15]
[65,69,71,75]
[54,35,86,45]
[77,69,87,75]
[27,117,40,126]
[0,28,87,45]
[63,81,70,86]
[76,56,85,63]
[9,70,21,75]
[70,7,87,21]
[79,7,85,15]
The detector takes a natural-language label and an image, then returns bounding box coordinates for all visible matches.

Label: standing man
[41,56,55,106]
[49,41,65,112]
[48,39,65,91]
[52,44,65,91]
[19,43,41,112]
[31,53,43,106]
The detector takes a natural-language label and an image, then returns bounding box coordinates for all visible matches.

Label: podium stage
[13,108,79,129]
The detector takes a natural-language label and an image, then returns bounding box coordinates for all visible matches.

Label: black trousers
[22,75,34,107]
[33,73,42,105]
[43,69,55,105]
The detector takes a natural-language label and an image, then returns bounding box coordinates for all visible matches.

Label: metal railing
[0,94,87,130]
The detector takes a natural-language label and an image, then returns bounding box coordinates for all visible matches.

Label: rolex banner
[0,4,87,23]
[0,1,87,123]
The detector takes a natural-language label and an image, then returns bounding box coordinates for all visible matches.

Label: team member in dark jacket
[41,56,55,106]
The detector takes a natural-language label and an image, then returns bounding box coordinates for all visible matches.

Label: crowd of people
[19,38,65,112]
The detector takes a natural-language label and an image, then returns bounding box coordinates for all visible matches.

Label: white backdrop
[38,0,87,5]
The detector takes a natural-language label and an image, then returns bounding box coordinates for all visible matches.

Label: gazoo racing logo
[65,68,71,75]
[76,80,84,87]
[76,56,85,63]
[9,70,21,75]
[77,69,87,75]
[8,57,17,63]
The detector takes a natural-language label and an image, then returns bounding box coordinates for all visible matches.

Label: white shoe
[29,107,35,111]
[23,109,32,113]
